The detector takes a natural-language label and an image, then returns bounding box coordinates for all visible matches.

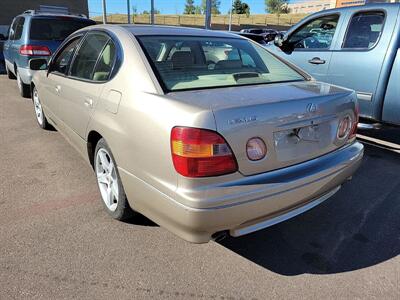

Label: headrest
[102,44,111,65]
[215,60,243,69]
[171,51,194,69]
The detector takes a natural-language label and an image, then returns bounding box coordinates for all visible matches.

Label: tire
[16,69,31,98]
[6,65,16,80]
[94,138,135,221]
[32,86,50,129]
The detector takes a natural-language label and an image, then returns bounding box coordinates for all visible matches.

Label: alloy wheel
[95,148,119,212]
[33,89,44,125]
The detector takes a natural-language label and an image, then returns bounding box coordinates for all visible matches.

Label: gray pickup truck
[270,3,400,127]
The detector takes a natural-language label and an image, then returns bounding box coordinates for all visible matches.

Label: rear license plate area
[274,122,333,162]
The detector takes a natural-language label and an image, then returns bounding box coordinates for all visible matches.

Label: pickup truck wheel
[16,69,31,98]
[6,65,16,80]
[32,86,50,129]
[94,138,135,221]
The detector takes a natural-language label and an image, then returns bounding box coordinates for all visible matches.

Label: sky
[88,0,306,16]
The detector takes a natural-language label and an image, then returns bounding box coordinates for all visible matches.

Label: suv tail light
[20,45,51,56]
[349,103,359,139]
[171,127,238,177]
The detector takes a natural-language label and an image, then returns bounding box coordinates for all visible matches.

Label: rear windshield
[29,18,95,41]
[138,36,305,92]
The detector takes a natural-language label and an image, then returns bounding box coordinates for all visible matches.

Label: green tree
[201,0,221,15]
[265,0,290,14]
[142,8,160,15]
[194,5,202,14]
[232,0,250,16]
[184,0,196,15]
[131,5,138,16]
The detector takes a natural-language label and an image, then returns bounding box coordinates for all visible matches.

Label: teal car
[3,9,95,97]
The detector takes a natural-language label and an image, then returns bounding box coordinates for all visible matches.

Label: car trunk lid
[167,81,357,176]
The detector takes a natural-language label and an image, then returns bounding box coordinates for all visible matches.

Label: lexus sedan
[30,25,364,243]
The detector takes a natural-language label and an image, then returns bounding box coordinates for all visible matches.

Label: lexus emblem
[307,103,317,113]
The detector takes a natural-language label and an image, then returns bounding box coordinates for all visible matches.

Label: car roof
[309,2,400,15]
[117,25,243,38]
[19,12,90,20]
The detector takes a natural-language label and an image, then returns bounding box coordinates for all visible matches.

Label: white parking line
[357,134,400,154]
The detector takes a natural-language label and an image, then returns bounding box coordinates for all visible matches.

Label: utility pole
[205,0,211,29]
[127,0,131,24]
[151,0,155,25]
[102,0,107,24]
[229,0,234,31]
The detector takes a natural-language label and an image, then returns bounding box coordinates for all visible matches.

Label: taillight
[171,127,238,177]
[349,103,359,139]
[20,45,51,56]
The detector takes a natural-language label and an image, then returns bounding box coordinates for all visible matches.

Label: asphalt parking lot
[0,75,399,299]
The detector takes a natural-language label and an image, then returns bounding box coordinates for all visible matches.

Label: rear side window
[8,19,17,40]
[69,33,110,80]
[343,11,385,49]
[10,17,25,40]
[29,18,95,41]
[92,40,116,81]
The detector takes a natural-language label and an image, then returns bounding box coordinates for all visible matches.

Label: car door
[382,46,400,125]
[58,31,115,140]
[273,13,344,82]
[42,36,83,122]
[328,7,398,120]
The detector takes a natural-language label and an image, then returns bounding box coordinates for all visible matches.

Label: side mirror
[265,33,275,43]
[274,33,294,54]
[29,58,48,71]
[274,33,285,47]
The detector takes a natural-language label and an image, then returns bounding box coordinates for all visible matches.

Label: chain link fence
[88,0,307,30]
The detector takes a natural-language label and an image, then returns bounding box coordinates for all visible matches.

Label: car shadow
[219,140,400,275]
[123,212,159,227]
[0,61,5,75]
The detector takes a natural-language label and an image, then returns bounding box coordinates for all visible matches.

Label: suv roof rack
[23,5,88,18]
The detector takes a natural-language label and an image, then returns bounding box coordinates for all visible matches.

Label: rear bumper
[229,185,340,237]
[17,66,35,84]
[120,142,364,243]
[5,58,45,84]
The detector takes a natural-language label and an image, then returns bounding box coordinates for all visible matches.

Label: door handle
[55,85,61,93]
[308,57,326,65]
[84,98,93,108]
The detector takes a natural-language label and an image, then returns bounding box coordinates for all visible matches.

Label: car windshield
[250,29,263,34]
[30,17,94,41]
[138,36,305,92]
